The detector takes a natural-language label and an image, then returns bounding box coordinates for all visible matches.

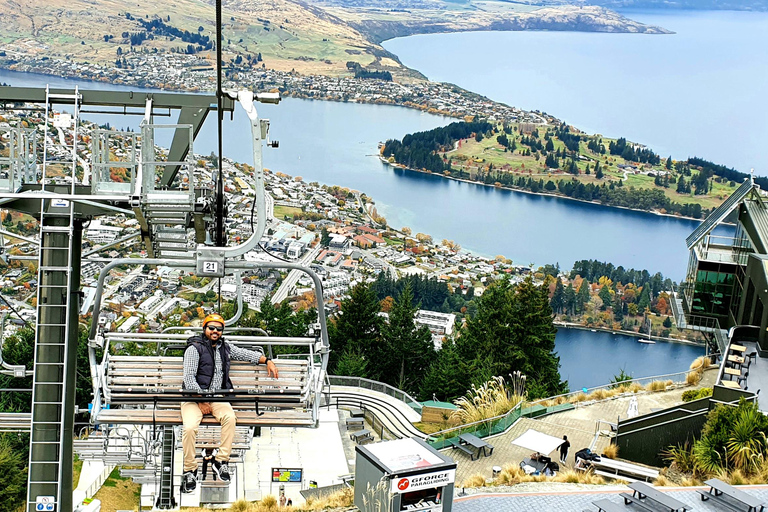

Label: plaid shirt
[183,340,264,393]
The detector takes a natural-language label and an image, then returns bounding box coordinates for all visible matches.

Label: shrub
[663,443,696,474]
[682,387,712,402]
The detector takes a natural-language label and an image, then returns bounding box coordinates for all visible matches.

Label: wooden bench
[590,458,659,483]
[96,355,315,427]
[698,478,766,512]
[450,438,478,461]
[720,380,743,389]
[725,367,743,379]
[590,499,627,512]
[350,429,373,444]
[345,417,364,430]
[625,482,689,511]
[178,425,253,450]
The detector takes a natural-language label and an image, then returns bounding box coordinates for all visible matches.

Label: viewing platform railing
[327,375,423,415]
[425,362,711,450]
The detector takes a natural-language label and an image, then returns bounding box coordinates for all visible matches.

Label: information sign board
[271,468,302,483]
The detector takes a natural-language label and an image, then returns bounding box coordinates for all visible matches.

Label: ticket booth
[354,437,456,512]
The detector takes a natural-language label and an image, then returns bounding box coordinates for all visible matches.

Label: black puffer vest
[185,334,233,391]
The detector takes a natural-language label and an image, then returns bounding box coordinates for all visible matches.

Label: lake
[383,10,768,175]
[0,68,701,277]
[0,48,708,387]
[555,328,703,389]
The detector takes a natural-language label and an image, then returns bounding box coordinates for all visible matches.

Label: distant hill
[585,0,768,10]
[0,0,400,77]
[0,0,673,82]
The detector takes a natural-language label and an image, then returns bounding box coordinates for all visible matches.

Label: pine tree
[456,277,566,398]
[564,283,576,315]
[599,285,612,311]
[576,280,591,313]
[320,227,331,247]
[419,339,471,402]
[328,282,383,376]
[550,278,565,314]
[613,293,624,322]
[380,283,435,394]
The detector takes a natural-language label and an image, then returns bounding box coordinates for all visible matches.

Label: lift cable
[215,0,225,248]
[0,293,31,329]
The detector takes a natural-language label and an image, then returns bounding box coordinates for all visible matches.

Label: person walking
[559,435,570,465]
[180,313,279,493]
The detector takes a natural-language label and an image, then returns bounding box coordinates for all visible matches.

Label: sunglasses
[206,325,224,332]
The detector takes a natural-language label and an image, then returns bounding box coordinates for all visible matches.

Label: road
[271,245,321,304]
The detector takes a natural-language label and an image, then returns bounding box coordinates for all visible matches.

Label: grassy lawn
[93,467,141,512]
[273,205,303,220]
[383,237,404,245]
[441,123,734,211]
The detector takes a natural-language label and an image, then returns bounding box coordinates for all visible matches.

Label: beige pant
[181,401,237,472]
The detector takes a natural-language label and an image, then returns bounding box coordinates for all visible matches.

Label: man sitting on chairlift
[180,313,279,493]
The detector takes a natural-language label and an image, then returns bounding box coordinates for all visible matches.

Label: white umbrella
[511,429,566,455]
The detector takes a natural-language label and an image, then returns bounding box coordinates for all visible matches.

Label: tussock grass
[646,380,673,392]
[495,465,524,485]
[686,370,702,386]
[653,474,672,486]
[452,376,524,424]
[727,469,747,486]
[681,476,702,486]
[628,382,645,393]
[462,474,487,487]
[588,388,610,401]
[602,444,619,459]
[552,469,605,485]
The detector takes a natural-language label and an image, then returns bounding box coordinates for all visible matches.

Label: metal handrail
[328,375,423,414]
[529,363,708,407]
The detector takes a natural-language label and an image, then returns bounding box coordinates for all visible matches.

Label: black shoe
[213,460,231,482]
[181,470,197,493]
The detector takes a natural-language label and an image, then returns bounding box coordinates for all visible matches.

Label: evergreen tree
[328,282,383,376]
[419,339,471,402]
[380,283,435,394]
[666,156,673,170]
[598,285,612,311]
[320,227,331,247]
[335,348,368,377]
[564,283,576,315]
[576,280,591,313]
[638,286,651,311]
[663,316,673,328]
[456,277,566,398]
[613,293,624,322]
[550,278,565,314]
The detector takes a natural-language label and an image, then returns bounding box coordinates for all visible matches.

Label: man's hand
[266,360,279,379]
[198,402,212,415]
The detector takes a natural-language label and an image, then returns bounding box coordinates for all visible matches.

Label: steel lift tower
[0,87,327,511]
